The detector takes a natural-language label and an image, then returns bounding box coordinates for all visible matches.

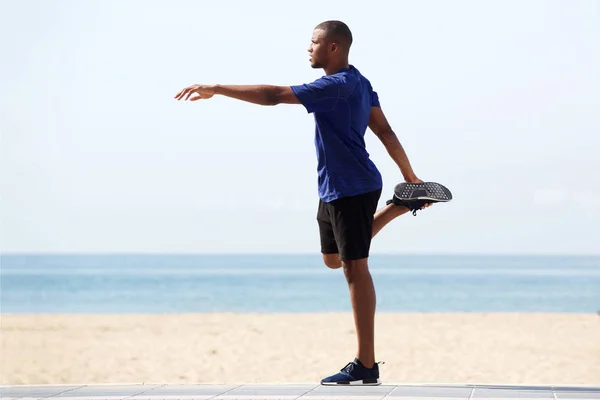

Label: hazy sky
[2,0,599,254]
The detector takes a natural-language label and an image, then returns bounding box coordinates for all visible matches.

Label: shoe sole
[321,379,381,386]
[393,182,453,203]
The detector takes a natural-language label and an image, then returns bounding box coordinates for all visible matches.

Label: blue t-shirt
[291,65,383,202]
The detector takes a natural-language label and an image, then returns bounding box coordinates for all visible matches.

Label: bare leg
[372,203,410,238]
[343,257,376,368]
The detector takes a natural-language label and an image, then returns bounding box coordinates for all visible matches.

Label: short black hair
[315,20,353,49]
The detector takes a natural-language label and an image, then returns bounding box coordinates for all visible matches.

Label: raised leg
[322,203,412,269]
[372,203,411,238]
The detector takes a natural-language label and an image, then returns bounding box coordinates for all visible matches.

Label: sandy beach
[1,313,599,386]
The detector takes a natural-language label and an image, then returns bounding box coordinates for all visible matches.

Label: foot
[320,358,382,385]
[387,181,453,215]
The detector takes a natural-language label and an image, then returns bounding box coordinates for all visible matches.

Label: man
[174,20,451,385]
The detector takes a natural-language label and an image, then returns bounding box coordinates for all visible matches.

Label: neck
[324,59,350,75]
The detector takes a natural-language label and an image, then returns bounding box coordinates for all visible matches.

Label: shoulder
[348,66,380,107]
[290,74,347,100]
[311,74,346,88]
[349,66,374,88]
[338,66,377,97]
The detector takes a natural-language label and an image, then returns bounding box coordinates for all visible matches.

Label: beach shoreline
[2,312,599,386]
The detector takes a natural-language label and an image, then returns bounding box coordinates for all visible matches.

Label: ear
[330,42,339,52]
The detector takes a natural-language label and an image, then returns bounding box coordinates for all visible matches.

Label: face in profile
[307,28,332,69]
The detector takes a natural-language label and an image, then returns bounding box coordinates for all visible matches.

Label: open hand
[174,84,216,101]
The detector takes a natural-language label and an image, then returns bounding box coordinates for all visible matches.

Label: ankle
[357,357,376,369]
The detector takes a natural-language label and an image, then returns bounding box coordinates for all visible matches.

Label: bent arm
[369,107,418,182]
[213,85,300,106]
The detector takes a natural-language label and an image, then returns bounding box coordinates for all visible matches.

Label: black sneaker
[320,358,383,385]
[386,181,453,215]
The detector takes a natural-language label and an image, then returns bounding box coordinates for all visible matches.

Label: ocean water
[1,254,599,314]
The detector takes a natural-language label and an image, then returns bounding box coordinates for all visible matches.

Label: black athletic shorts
[316,188,382,261]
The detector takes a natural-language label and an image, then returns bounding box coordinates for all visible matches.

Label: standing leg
[349,202,414,365]
[320,189,382,385]
[343,257,376,368]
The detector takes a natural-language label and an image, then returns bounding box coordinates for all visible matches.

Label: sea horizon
[2,253,599,314]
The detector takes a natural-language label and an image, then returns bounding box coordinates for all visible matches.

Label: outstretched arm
[368,106,420,183]
[174,84,300,106]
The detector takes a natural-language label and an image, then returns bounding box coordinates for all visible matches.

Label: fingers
[185,88,206,100]
[174,87,188,100]
[173,87,185,100]
[174,85,212,101]
[174,85,196,100]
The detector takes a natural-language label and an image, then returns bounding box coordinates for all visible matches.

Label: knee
[322,254,341,269]
[342,259,370,283]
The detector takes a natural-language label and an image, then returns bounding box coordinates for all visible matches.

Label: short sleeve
[290,75,343,113]
[371,90,381,107]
